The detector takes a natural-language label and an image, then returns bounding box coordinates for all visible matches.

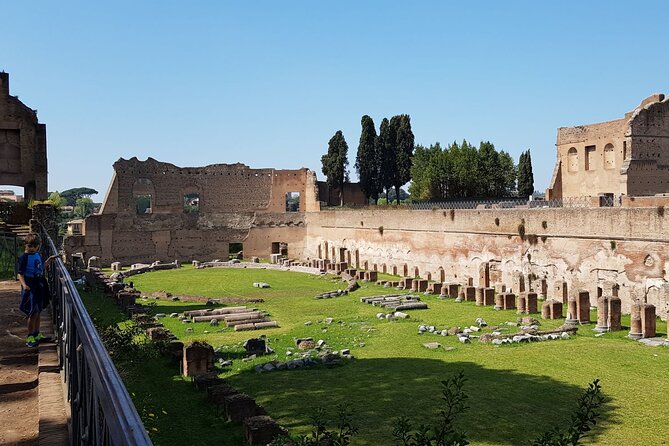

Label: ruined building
[66,95,669,320]
[547,94,669,200]
[0,72,47,201]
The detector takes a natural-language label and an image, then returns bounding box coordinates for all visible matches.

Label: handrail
[39,225,152,445]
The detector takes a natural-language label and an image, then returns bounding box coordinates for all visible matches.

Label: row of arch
[566,142,627,172]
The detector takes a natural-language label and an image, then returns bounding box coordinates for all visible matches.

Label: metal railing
[407,195,619,210]
[40,226,152,445]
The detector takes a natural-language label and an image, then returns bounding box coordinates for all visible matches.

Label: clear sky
[2,1,669,201]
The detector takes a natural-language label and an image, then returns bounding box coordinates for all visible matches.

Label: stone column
[183,342,215,377]
[483,288,495,306]
[526,292,538,313]
[494,293,504,310]
[517,293,527,314]
[608,297,622,331]
[464,286,476,302]
[494,283,506,294]
[566,297,578,325]
[541,300,550,319]
[512,272,525,294]
[641,304,657,338]
[478,262,490,288]
[628,303,642,339]
[577,290,591,324]
[475,287,484,306]
[595,296,610,332]
[440,284,449,298]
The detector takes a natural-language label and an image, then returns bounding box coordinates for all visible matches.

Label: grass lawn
[85,267,669,446]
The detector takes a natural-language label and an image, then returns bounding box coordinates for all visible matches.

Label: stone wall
[0,73,47,200]
[304,207,669,319]
[65,158,316,264]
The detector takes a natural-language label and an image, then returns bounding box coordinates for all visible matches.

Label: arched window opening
[604,144,615,170]
[568,148,578,172]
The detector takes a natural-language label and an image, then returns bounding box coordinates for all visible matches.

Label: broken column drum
[595,296,610,332]
[628,303,643,339]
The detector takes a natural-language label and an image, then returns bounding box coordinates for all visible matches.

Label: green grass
[86,267,669,446]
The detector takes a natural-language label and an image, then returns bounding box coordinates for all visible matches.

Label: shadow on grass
[231,358,618,446]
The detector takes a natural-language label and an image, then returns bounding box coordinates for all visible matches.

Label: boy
[17,233,58,348]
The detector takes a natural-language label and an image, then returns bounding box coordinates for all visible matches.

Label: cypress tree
[393,114,415,201]
[355,115,380,202]
[378,118,397,200]
[321,130,349,206]
[518,149,535,199]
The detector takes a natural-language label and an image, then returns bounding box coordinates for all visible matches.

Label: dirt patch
[0,280,39,445]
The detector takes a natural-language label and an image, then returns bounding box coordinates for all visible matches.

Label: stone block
[183,342,215,377]
[494,283,506,294]
[494,293,504,310]
[402,277,413,290]
[223,393,263,423]
[541,299,562,320]
[517,293,527,314]
[483,288,495,306]
[503,293,516,310]
[464,286,476,302]
[641,304,656,338]
[111,261,121,271]
[415,279,428,292]
[244,416,286,445]
[448,283,460,299]
[525,292,538,313]
[577,290,591,324]
[366,270,377,282]
[608,297,622,331]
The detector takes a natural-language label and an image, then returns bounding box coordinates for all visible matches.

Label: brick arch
[381,263,387,273]
[392,265,398,276]
[438,267,445,283]
[403,264,408,277]
[414,266,420,278]
[426,272,432,281]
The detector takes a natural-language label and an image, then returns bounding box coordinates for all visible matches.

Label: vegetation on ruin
[84,266,669,446]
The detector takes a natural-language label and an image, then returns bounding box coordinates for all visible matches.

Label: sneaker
[26,335,38,348]
[35,333,50,343]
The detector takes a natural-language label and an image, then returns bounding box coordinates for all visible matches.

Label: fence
[408,195,619,210]
[39,225,152,445]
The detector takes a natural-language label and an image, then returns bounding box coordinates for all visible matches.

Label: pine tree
[321,130,349,206]
[355,115,380,202]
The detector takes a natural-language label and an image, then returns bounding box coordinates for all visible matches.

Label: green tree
[517,149,535,199]
[47,191,65,209]
[321,130,349,206]
[73,197,95,218]
[355,115,381,202]
[378,118,397,199]
[61,187,98,206]
[392,114,415,201]
[497,150,517,196]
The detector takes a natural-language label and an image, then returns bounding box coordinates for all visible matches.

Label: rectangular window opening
[184,192,199,213]
[285,192,300,212]
[585,145,596,171]
[229,242,243,260]
[135,194,152,214]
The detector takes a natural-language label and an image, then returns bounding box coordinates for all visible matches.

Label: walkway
[0,280,68,446]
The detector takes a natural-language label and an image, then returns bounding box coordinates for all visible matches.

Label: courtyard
[83,264,669,445]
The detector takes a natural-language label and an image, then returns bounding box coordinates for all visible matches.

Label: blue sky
[2,1,669,201]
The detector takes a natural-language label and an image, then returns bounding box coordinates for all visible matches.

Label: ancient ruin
[547,94,669,200]
[64,95,669,322]
[0,72,48,201]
